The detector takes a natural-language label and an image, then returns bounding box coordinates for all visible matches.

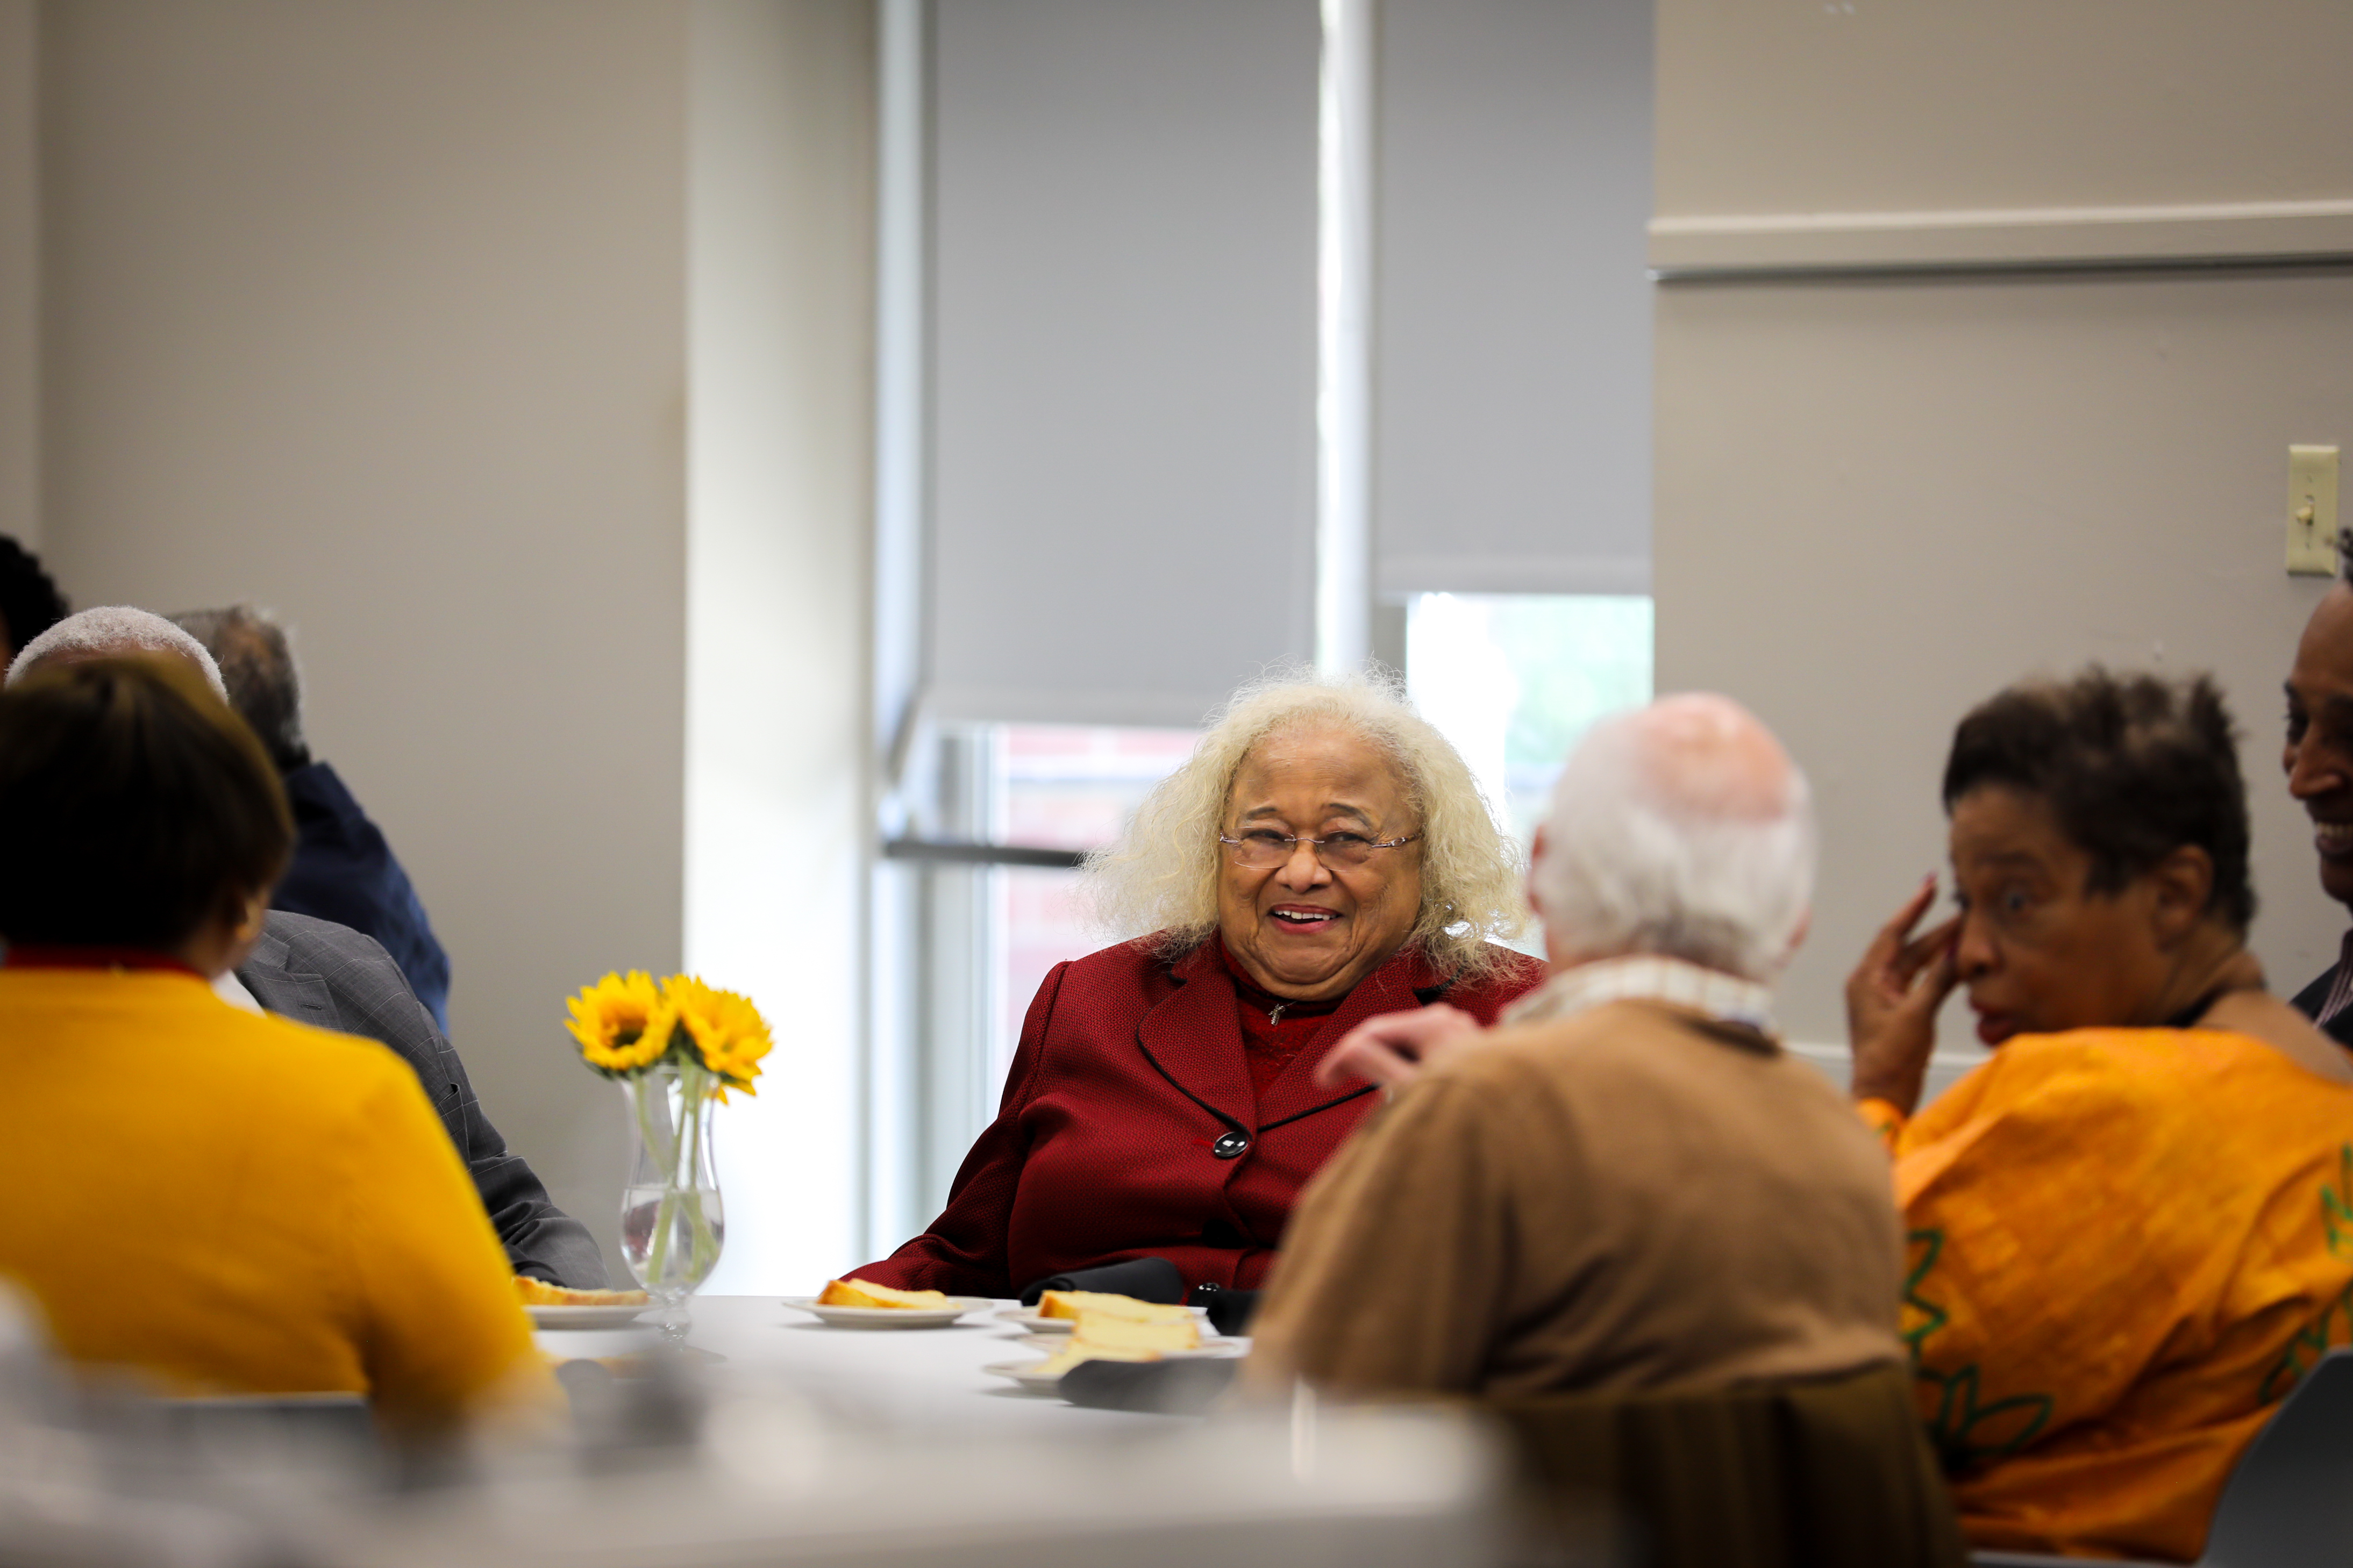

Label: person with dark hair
[1844,667,2353,1563]
[0,658,543,1427]
[171,604,452,1031]
[2280,548,2353,1046]
[0,536,68,663]
[10,607,607,1288]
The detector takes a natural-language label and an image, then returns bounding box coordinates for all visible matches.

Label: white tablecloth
[533,1294,1180,1433]
[345,1295,1509,1567]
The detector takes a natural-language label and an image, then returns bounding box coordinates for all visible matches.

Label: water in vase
[621,1186,726,1302]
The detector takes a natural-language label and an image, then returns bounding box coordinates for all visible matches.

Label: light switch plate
[2290,445,2340,576]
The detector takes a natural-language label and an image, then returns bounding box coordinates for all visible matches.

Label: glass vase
[619,1062,724,1341]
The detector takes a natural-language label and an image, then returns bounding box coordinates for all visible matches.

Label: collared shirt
[212,969,265,1014]
[2314,930,2353,1027]
[1503,953,1777,1035]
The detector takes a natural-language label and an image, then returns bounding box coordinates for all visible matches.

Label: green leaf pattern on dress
[1903,1226,2055,1470]
[2261,1143,2353,1404]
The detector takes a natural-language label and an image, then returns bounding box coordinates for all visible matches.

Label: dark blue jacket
[271,761,453,1032]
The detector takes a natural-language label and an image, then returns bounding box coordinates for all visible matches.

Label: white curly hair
[1082,669,1527,980]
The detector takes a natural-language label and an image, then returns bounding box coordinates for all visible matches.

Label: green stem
[640,1070,681,1293]
[646,1058,724,1300]
[681,1066,717,1278]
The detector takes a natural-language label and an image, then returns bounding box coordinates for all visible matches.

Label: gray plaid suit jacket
[237,910,608,1287]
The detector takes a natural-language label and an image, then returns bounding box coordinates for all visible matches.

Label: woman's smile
[1217,724,1424,1002]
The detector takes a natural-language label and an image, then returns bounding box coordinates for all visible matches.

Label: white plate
[987,1344,1247,1389]
[985,1357,1072,1392]
[1014,1333,1240,1354]
[527,1304,653,1330]
[996,1304,1210,1335]
[782,1295,992,1329]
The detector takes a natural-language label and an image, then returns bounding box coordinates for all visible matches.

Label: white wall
[1655,0,2353,1062]
[33,0,878,1288]
[0,0,36,553]
[1657,0,2353,219]
[39,0,692,1273]
[685,0,874,1294]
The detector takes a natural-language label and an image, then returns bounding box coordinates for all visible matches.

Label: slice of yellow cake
[816,1277,954,1309]
[1036,1290,1195,1325]
[515,1277,650,1307]
[1030,1340,1163,1378]
[1068,1311,1200,1352]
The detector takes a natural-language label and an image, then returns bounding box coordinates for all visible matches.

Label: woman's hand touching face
[1844,875,1959,1115]
[1216,724,1424,1002]
[1852,783,2247,1114]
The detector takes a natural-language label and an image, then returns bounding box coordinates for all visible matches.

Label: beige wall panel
[40,0,689,1272]
[0,0,34,554]
[1657,0,2353,218]
[686,0,874,1292]
[1656,270,2352,1047]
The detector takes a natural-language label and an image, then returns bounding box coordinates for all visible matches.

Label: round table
[334,1295,1500,1566]
[533,1294,1185,1433]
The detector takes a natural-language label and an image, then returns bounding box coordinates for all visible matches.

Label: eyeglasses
[1218,828,1422,870]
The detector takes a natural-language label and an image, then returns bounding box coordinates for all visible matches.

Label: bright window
[1406,592,1654,950]
[985,726,1197,1091]
[1406,593,1655,842]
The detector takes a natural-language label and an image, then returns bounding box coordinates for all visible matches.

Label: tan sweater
[1250,998,1906,1397]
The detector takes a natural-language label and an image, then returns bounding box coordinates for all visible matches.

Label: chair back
[1489,1360,1965,1568]
[2199,1346,2353,1568]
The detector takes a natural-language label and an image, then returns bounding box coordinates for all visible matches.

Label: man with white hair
[9,605,230,698]
[6,608,608,1287]
[1246,694,1905,1395]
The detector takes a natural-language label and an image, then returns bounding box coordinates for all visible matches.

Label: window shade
[1373,0,1653,598]
[926,0,1321,728]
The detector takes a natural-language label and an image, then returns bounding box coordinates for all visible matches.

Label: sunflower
[662,975,772,1097]
[564,970,676,1077]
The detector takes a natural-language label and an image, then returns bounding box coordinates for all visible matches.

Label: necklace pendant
[1267,1002,1289,1025]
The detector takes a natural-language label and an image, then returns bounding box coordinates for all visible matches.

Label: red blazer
[851,936,1544,1298]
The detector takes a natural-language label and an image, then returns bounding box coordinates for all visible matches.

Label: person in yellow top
[0,656,544,1433]
[1846,668,2353,1563]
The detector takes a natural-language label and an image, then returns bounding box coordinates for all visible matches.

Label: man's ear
[2145,846,2215,944]
[1525,825,1549,920]
[1785,904,1812,960]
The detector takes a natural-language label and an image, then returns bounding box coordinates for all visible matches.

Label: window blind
[926,0,1321,728]
[1373,0,1653,598]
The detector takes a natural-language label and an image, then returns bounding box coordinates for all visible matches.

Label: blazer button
[1211,1130,1251,1159]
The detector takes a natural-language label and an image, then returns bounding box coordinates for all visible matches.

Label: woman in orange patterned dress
[1846,669,2353,1562]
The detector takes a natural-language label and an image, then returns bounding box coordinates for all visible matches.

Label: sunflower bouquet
[564,970,771,1098]
[564,971,772,1314]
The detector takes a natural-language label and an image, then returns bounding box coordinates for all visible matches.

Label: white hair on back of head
[5,606,230,701]
[1533,704,1815,982]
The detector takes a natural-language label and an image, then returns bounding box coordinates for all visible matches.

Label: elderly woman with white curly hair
[846,674,1544,1304]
